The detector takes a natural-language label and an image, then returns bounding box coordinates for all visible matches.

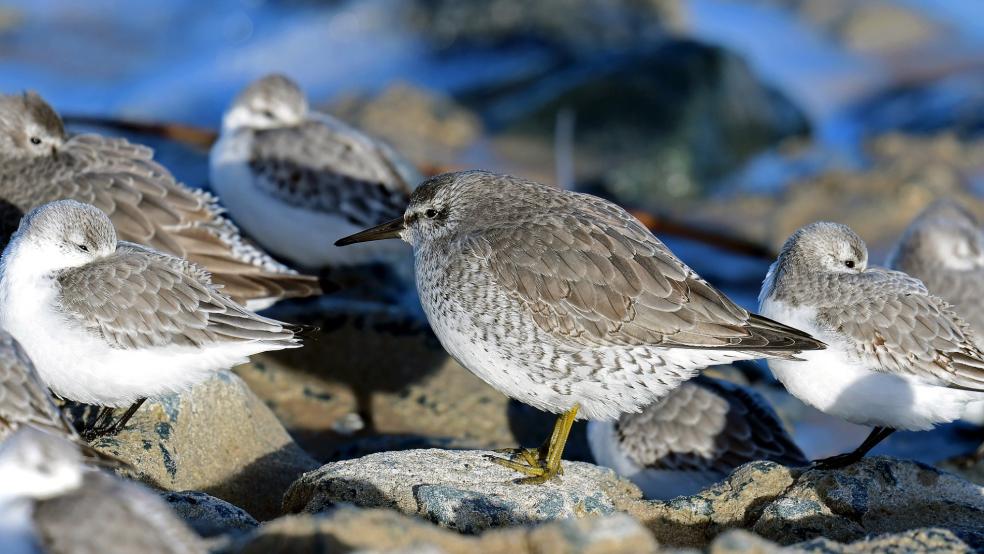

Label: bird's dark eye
[30,137,41,145]
[844,260,855,269]
[424,208,438,219]
[76,244,89,253]
[262,110,275,119]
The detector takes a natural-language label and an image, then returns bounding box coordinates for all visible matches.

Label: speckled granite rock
[163,490,259,538]
[752,457,984,545]
[700,527,977,553]
[230,507,659,554]
[282,449,640,533]
[87,372,319,521]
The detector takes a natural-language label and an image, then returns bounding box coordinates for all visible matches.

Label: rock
[231,506,659,554]
[796,528,978,553]
[326,83,483,168]
[490,40,809,206]
[751,457,984,546]
[238,303,591,463]
[283,449,641,533]
[626,461,798,548]
[87,372,319,521]
[693,133,984,254]
[162,490,259,538]
[403,0,683,54]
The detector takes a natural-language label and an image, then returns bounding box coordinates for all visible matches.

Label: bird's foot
[485,447,564,484]
[811,452,863,470]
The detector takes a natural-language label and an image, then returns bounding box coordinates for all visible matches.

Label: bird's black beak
[335,216,406,246]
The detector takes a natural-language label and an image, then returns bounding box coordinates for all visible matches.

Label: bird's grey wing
[248,118,413,227]
[55,243,299,350]
[915,268,984,336]
[617,378,806,473]
[12,135,319,304]
[818,268,984,390]
[467,194,822,351]
[0,333,77,442]
[34,472,206,554]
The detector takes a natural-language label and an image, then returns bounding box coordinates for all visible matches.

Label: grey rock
[162,490,259,538]
[282,449,640,533]
[87,372,319,520]
[702,527,978,554]
[231,506,658,554]
[752,457,984,545]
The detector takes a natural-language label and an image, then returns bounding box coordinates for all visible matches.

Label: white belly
[760,296,982,431]
[209,132,408,270]
[0,265,289,407]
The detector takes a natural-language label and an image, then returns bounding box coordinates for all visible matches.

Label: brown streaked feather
[55,243,299,350]
[817,268,984,391]
[0,133,320,305]
[469,192,824,353]
[617,377,807,473]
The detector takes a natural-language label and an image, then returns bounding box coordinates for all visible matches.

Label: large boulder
[162,490,259,538]
[88,372,319,520]
[230,507,658,554]
[283,449,640,533]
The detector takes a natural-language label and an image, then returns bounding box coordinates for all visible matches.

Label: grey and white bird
[587,376,807,499]
[336,170,823,483]
[0,427,206,554]
[760,221,984,468]
[888,199,984,447]
[211,74,421,271]
[0,200,303,437]
[0,91,320,310]
[0,329,111,460]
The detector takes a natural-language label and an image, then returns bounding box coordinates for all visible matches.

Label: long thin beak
[335,217,406,246]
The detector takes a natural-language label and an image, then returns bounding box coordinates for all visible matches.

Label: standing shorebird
[888,199,984,457]
[0,200,303,438]
[0,91,320,310]
[760,222,984,469]
[210,74,420,271]
[587,376,806,499]
[0,427,206,554]
[336,170,823,483]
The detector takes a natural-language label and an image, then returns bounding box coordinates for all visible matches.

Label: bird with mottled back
[0,91,320,309]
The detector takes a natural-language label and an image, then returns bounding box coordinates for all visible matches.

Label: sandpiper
[760,221,984,468]
[211,74,421,271]
[0,427,206,554]
[0,330,102,454]
[0,200,303,437]
[888,199,984,454]
[0,91,320,310]
[588,376,806,499]
[337,170,824,483]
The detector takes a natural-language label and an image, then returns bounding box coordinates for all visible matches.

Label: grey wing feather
[818,268,984,391]
[0,333,78,441]
[617,377,807,473]
[469,193,823,352]
[248,115,417,227]
[34,471,207,554]
[0,134,319,304]
[56,243,299,350]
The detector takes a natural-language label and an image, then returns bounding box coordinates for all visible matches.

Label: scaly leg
[486,405,579,484]
[812,426,895,470]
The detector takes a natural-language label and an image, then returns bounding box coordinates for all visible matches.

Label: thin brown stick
[630,209,777,260]
[62,114,218,149]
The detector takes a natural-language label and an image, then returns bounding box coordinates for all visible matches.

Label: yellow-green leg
[486,405,579,484]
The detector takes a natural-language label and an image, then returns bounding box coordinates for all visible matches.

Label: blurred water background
[1,0,983,464]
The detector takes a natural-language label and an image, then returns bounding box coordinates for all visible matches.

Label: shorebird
[587,376,806,498]
[336,170,823,483]
[0,200,303,438]
[210,74,420,272]
[0,427,206,554]
[888,199,984,457]
[0,329,114,462]
[760,221,984,469]
[0,91,320,310]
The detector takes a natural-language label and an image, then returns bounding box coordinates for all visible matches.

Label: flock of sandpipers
[0,74,981,552]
